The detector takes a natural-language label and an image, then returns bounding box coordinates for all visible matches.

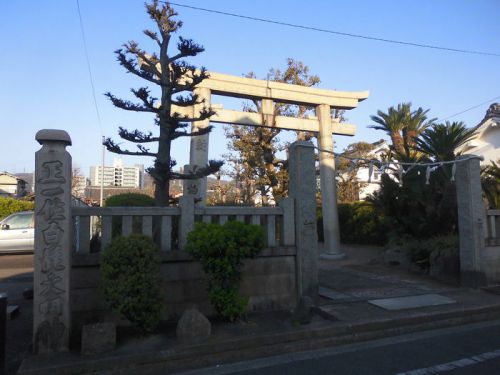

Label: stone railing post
[288,141,318,301]
[34,129,72,353]
[455,155,486,287]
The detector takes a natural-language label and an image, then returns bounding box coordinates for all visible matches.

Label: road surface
[180,319,500,375]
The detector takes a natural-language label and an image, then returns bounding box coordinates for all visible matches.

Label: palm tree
[370,103,433,158]
[370,103,407,156]
[415,121,478,161]
[402,106,435,153]
[482,160,500,208]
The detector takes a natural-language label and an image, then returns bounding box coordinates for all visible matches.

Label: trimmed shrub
[317,201,386,245]
[408,234,459,271]
[186,221,265,321]
[100,235,164,333]
[104,193,155,207]
[0,197,34,220]
[104,193,155,237]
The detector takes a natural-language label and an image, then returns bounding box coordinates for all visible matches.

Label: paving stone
[368,294,456,311]
[318,287,352,301]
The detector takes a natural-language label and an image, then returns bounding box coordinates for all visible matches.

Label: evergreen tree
[104,1,222,206]
[335,142,376,202]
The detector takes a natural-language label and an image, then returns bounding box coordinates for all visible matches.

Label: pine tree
[104,1,222,206]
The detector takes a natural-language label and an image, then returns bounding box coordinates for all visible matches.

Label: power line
[167,2,500,58]
[76,0,103,136]
[439,95,500,121]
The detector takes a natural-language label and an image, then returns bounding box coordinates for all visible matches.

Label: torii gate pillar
[317,104,343,258]
[187,87,211,205]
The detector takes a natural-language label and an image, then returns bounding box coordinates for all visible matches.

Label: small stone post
[33,129,72,353]
[288,141,319,301]
[455,155,487,287]
[316,104,343,259]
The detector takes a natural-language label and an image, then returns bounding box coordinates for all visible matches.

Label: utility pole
[100,136,105,207]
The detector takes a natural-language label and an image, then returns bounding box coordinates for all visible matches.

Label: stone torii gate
[150,64,368,257]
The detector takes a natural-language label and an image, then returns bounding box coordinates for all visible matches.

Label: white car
[0,211,34,253]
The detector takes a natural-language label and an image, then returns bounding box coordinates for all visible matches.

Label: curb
[18,303,500,375]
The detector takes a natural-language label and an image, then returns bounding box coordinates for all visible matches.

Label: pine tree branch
[145,0,182,40]
[171,108,215,122]
[169,160,223,180]
[170,63,209,93]
[171,93,202,107]
[169,37,205,62]
[124,41,161,75]
[104,138,157,157]
[105,92,158,113]
[131,87,158,109]
[143,29,161,46]
[115,48,161,85]
[171,125,214,140]
[118,127,159,143]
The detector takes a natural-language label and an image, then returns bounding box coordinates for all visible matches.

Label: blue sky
[1,0,499,176]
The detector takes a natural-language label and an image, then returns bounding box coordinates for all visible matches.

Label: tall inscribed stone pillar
[316,104,343,258]
[33,129,72,353]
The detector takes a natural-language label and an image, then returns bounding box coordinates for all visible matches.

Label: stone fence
[482,209,500,283]
[486,209,500,247]
[33,130,318,354]
[72,198,294,253]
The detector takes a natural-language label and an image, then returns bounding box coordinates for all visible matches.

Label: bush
[0,197,34,220]
[104,193,155,207]
[104,193,155,238]
[317,201,386,245]
[368,171,458,239]
[186,221,265,321]
[100,235,164,333]
[391,234,459,271]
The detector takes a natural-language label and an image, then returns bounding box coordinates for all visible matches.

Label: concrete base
[320,252,346,260]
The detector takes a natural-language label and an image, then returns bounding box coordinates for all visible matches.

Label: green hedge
[100,235,164,333]
[104,193,155,207]
[105,193,155,237]
[0,197,34,220]
[186,221,265,321]
[317,201,386,245]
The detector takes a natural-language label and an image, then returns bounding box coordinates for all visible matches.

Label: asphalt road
[0,253,34,375]
[182,320,500,375]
